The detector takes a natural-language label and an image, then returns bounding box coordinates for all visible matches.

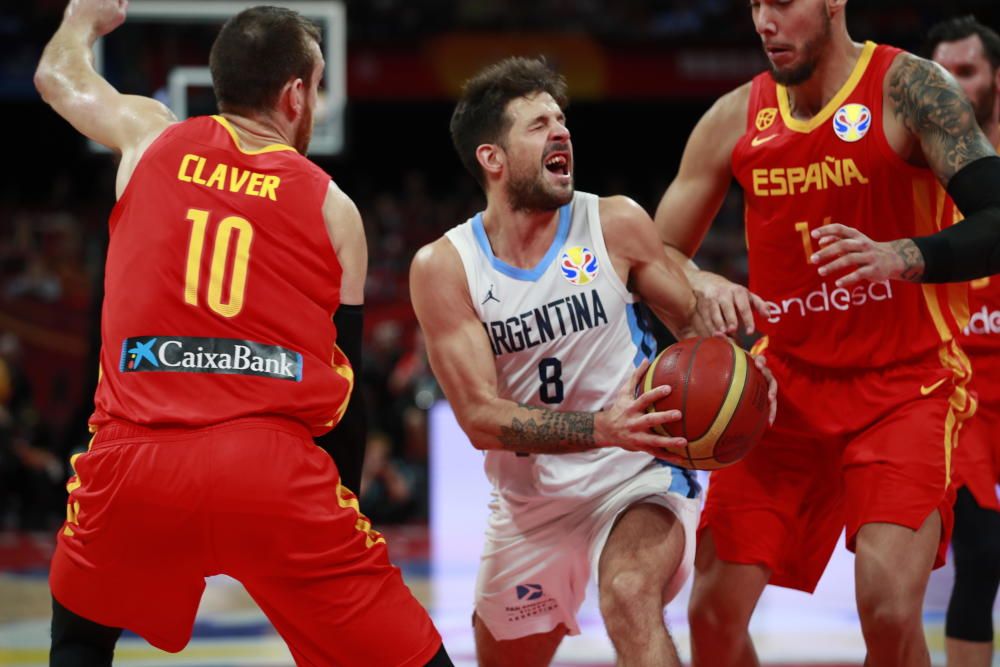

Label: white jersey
[445,191,670,505]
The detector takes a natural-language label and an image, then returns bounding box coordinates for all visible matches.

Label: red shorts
[50,417,441,666]
[953,353,1000,511]
[700,339,975,593]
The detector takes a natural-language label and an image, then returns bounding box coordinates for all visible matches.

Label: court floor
[1,526,998,667]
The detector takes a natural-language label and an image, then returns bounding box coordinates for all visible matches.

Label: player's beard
[507,168,573,211]
[505,161,573,213]
[294,102,314,155]
[768,9,831,86]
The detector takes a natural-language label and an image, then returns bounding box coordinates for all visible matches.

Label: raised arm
[654,83,768,334]
[812,53,1000,284]
[34,0,175,194]
[410,238,687,460]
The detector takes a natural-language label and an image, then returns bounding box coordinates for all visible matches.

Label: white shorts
[473,461,701,640]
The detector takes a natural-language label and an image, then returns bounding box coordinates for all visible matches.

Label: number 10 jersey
[91,116,352,435]
[445,192,664,502]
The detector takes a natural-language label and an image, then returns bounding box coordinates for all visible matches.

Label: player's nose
[754,7,778,37]
[550,121,570,143]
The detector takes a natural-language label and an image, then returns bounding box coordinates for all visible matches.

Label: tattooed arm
[811,53,1000,284]
[886,53,995,184]
[410,237,687,458]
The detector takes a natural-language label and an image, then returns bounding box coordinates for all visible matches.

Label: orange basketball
[640,337,769,470]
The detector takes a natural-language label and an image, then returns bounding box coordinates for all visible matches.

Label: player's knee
[688,583,750,640]
[857,593,920,638]
[599,568,657,622]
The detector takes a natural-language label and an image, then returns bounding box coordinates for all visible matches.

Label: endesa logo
[964,306,1000,336]
[121,336,302,381]
[763,281,894,323]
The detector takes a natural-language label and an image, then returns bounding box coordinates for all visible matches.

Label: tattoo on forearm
[497,405,595,452]
[888,55,994,182]
[892,239,925,282]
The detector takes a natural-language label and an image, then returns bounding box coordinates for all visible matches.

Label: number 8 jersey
[91,116,352,435]
[445,191,666,501]
[733,42,968,369]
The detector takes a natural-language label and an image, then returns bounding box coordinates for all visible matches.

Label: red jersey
[948,179,1000,359]
[91,116,352,435]
[733,42,968,369]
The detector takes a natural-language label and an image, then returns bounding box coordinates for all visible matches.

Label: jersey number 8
[538,357,564,404]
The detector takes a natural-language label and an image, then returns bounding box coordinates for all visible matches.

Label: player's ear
[476,143,504,179]
[827,0,847,16]
[278,77,306,120]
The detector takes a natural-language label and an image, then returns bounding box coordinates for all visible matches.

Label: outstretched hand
[596,359,689,464]
[809,223,925,287]
[64,0,128,38]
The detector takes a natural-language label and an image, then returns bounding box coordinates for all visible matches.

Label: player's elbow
[463,420,494,452]
[33,57,72,108]
[454,406,495,451]
[33,64,59,104]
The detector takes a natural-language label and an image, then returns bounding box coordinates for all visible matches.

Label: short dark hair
[924,15,1000,70]
[210,6,322,114]
[450,57,568,189]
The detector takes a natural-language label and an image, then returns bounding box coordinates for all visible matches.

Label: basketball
[641,337,769,470]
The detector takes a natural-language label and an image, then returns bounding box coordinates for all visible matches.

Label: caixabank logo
[121,336,302,381]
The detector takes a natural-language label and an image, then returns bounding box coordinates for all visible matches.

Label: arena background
[1,1,999,665]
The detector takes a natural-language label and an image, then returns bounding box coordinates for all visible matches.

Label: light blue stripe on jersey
[656,461,702,499]
[626,303,657,367]
[471,202,572,282]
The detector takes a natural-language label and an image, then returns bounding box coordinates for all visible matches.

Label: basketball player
[411,57,777,667]
[35,2,450,665]
[653,1,995,665]
[927,17,999,667]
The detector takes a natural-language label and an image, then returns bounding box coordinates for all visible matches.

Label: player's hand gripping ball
[639,337,769,470]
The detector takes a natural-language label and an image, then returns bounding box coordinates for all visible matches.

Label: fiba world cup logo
[560,246,599,286]
[833,104,871,143]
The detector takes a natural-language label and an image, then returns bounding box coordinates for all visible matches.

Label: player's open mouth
[765,45,794,63]
[544,153,570,177]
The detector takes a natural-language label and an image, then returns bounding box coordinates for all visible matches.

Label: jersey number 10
[184,208,254,318]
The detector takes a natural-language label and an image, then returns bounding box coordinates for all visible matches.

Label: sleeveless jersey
[947,164,1000,358]
[445,192,689,504]
[91,116,352,435]
[732,42,967,369]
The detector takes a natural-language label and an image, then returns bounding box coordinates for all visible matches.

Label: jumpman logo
[482,284,500,305]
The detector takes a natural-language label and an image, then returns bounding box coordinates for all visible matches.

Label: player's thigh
[51,434,210,652]
[854,512,941,616]
[474,613,567,667]
[244,565,440,667]
[475,498,594,641]
[843,394,956,571]
[598,501,688,606]
[688,528,770,629]
[217,429,442,667]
